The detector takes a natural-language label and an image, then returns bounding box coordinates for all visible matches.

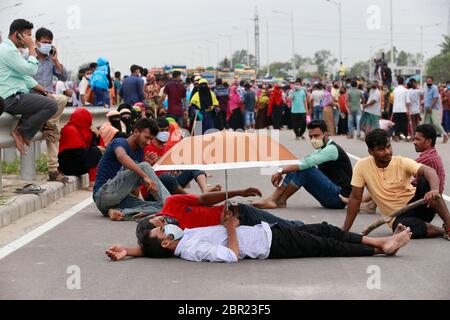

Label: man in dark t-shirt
[161,71,186,128]
[93,118,171,221]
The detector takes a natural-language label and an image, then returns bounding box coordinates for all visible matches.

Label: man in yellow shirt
[343,129,450,240]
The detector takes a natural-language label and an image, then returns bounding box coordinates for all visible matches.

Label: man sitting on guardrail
[0,19,58,155]
[93,118,171,221]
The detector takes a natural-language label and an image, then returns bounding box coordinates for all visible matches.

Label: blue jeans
[347,111,362,137]
[282,167,346,209]
[157,170,206,195]
[442,110,450,133]
[245,111,255,127]
[238,204,304,227]
[93,163,170,219]
[313,106,322,121]
[93,87,110,107]
[333,107,340,134]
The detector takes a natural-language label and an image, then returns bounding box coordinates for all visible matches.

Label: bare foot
[252,198,278,209]
[88,182,95,192]
[108,209,125,221]
[207,184,222,192]
[11,129,27,155]
[382,228,412,256]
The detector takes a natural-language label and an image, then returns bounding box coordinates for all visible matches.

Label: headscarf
[268,84,283,116]
[257,89,269,110]
[227,85,241,121]
[59,108,93,153]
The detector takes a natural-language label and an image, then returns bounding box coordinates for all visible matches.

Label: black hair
[133,118,159,136]
[407,81,414,89]
[239,80,246,87]
[35,27,53,41]
[426,76,434,81]
[296,78,303,83]
[397,76,404,85]
[244,82,251,90]
[365,129,390,149]
[172,71,181,78]
[136,221,174,258]
[351,80,357,87]
[307,120,328,133]
[9,19,34,36]
[415,124,437,147]
[130,65,141,74]
[114,71,121,78]
[89,62,98,70]
[157,117,169,128]
[0,96,4,115]
[216,78,223,86]
[142,68,148,77]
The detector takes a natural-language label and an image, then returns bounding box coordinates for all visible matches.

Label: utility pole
[266,21,270,77]
[390,0,395,68]
[254,6,260,74]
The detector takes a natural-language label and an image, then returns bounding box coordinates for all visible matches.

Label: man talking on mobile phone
[0,19,57,155]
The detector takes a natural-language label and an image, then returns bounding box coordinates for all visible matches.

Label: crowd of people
[1,19,450,265]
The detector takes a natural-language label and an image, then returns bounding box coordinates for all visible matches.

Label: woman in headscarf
[190,79,219,134]
[99,110,128,146]
[256,89,270,129]
[268,84,284,130]
[322,84,335,135]
[227,85,244,131]
[58,108,105,191]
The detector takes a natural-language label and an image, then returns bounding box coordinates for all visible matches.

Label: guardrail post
[0,149,3,190]
[20,142,36,181]
[4,147,17,164]
[35,141,42,160]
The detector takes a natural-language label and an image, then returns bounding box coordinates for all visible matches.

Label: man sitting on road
[253,120,352,210]
[106,187,307,260]
[107,211,413,262]
[343,129,450,240]
[93,118,171,221]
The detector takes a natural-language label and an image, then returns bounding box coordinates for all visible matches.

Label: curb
[0,174,90,228]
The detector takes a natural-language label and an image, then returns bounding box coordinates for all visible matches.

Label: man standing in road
[161,71,186,128]
[423,76,448,144]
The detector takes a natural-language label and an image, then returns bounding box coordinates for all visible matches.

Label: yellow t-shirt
[352,156,422,225]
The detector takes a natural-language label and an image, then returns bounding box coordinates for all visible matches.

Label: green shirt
[347,88,362,113]
[0,39,39,99]
[289,88,307,114]
[299,139,339,171]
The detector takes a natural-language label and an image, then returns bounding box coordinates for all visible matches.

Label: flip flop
[15,184,46,195]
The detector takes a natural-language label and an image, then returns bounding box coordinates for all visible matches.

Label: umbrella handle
[191,112,199,136]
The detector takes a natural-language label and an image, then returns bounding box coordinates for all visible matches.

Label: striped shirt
[415,147,445,193]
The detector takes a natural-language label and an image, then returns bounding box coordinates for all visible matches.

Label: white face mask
[164,224,184,241]
[20,48,30,60]
[37,43,52,55]
[156,131,170,144]
[311,137,325,150]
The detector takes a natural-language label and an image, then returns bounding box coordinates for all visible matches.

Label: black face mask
[121,117,132,124]
[110,119,122,131]
[427,83,433,88]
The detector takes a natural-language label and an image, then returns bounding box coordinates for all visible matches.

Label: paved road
[1,132,449,300]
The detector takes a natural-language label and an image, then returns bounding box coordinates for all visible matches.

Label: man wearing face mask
[253,120,353,210]
[0,19,58,156]
[423,76,449,143]
[33,27,70,183]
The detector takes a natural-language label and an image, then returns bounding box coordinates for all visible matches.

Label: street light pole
[325,0,343,68]
[390,0,394,67]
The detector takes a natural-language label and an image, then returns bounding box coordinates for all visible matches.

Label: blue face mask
[447,85,450,90]
[37,43,52,55]
[164,224,184,240]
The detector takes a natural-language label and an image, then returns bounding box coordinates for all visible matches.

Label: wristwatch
[277,168,284,175]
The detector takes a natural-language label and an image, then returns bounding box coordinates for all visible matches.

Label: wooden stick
[362,194,441,236]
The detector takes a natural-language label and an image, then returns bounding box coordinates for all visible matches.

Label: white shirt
[365,89,381,116]
[79,77,89,95]
[174,222,273,263]
[55,80,68,96]
[311,90,324,106]
[408,88,422,115]
[393,85,410,113]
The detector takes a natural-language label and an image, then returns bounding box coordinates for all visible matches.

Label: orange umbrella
[153,131,299,209]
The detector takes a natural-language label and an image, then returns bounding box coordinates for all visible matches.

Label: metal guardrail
[0,107,111,189]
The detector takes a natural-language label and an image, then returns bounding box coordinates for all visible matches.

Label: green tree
[439,35,450,54]
[313,50,337,76]
[396,51,409,66]
[425,52,450,83]
[348,61,370,79]
[268,61,292,79]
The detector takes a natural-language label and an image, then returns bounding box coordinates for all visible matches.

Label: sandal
[444,224,450,241]
[48,171,69,184]
[15,184,46,195]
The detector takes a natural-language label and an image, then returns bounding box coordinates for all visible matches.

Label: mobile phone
[49,46,56,56]
[16,32,23,40]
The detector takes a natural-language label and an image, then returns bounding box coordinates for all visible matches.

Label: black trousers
[268,222,375,259]
[392,177,436,239]
[59,147,102,176]
[272,105,283,129]
[291,113,307,138]
[393,112,408,137]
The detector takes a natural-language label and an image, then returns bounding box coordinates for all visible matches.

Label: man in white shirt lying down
[106,214,412,263]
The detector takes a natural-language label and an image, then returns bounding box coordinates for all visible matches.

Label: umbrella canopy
[153,131,299,171]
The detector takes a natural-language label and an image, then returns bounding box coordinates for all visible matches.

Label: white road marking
[346,152,450,203]
[0,197,93,261]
